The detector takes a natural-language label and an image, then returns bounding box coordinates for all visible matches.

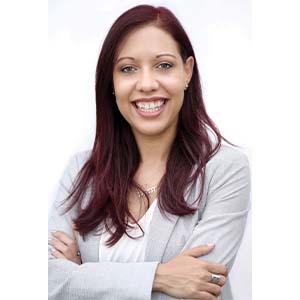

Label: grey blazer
[48,145,251,300]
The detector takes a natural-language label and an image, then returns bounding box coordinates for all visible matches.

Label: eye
[157,62,173,70]
[120,66,136,73]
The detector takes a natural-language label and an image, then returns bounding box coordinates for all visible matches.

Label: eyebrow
[116,53,177,64]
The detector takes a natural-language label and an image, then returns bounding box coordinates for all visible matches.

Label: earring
[184,83,189,91]
[112,90,115,95]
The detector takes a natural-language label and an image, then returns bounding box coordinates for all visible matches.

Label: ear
[184,56,194,84]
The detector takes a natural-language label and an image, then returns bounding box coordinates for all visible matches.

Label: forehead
[116,25,181,60]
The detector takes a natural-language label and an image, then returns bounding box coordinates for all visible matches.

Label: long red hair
[63,5,230,246]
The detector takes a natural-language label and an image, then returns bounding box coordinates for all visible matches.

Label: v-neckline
[127,198,157,225]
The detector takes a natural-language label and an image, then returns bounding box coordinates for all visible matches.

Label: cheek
[160,74,184,95]
[115,100,132,125]
[114,75,136,96]
[114,80,134,115]
[115,98,130,116]
[161,76,185,110]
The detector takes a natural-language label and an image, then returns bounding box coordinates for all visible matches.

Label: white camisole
[99,199,157,262]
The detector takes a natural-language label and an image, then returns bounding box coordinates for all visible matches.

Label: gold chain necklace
[136,186,158,198]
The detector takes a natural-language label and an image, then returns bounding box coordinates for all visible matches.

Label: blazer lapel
[81,182,199,263]
[144,205,180,262]
[145,182,198,262]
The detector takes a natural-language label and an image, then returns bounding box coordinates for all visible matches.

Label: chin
[136,128,165,137]
[132,122,175,138]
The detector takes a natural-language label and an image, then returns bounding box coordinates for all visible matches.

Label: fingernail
[206,243,215,247]
[51,230,57,235]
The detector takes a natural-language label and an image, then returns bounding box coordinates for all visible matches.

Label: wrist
[152,263,166,292]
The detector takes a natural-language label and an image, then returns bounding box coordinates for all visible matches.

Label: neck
[132,125,177,168]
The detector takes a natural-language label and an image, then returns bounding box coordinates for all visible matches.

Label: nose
[135,69,159,92]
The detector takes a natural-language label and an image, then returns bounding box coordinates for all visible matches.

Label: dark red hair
[63,5,230,246]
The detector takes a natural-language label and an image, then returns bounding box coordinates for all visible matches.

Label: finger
[52,249,66,259]
[203,282,221,297]
[48,239,68,253]
[203,271,226,287]
[181,244,215,258]
[201,271,225,286]
[51,230,75,246]
[203,261,228,276]
[194,291,217,300]
[211,274,226,287]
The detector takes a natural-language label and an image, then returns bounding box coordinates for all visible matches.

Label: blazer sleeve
[48,154,159,300]
[180,148,251,272]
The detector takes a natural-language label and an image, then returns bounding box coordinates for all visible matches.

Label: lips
[131,97,168,117]
[134,99,165,112]
[132,96,167,103]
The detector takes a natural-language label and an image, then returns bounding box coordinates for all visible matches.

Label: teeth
[135,100,165,112]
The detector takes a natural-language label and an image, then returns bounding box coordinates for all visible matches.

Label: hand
[153,244,227,300]
[48,226,82,265]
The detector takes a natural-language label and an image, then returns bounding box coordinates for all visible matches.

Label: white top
[99,199,157,262]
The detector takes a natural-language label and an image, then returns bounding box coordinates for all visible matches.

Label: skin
[113,25,195,221]
[48,224,81,265]
[113,25,194,142]
[49,25,228,300]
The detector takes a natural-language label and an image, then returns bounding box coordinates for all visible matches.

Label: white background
[48,1,252,299]
[48,0,252,190]
[0,0,299,299]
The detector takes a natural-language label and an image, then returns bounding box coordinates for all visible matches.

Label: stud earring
[184,83,189,91]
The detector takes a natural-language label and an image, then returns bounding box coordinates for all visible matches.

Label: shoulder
[204,144,251,189]
[58,149,92,189]
[65,149,92,175]
[53,149,92,211]
[73,149,92,167]
[206,144,249,170]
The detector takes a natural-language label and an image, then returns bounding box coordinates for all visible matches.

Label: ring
[76,251,81,257]
[211,273,221,284]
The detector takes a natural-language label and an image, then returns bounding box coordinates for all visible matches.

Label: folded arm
[48,154,159,300]
[49,149,250,300]
[180,151,251,271]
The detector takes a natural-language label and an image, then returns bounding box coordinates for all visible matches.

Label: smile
[134,99,165,112]
[132,98,167,117]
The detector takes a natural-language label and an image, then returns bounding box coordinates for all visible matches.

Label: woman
[48,5,250,300]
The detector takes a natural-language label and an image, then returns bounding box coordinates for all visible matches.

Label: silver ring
[211,273,221,284]
[76,251,81,257]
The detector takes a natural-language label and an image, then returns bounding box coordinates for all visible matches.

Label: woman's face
[113,25,194,138]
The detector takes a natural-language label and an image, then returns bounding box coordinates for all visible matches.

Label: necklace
[136,186,158,198]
